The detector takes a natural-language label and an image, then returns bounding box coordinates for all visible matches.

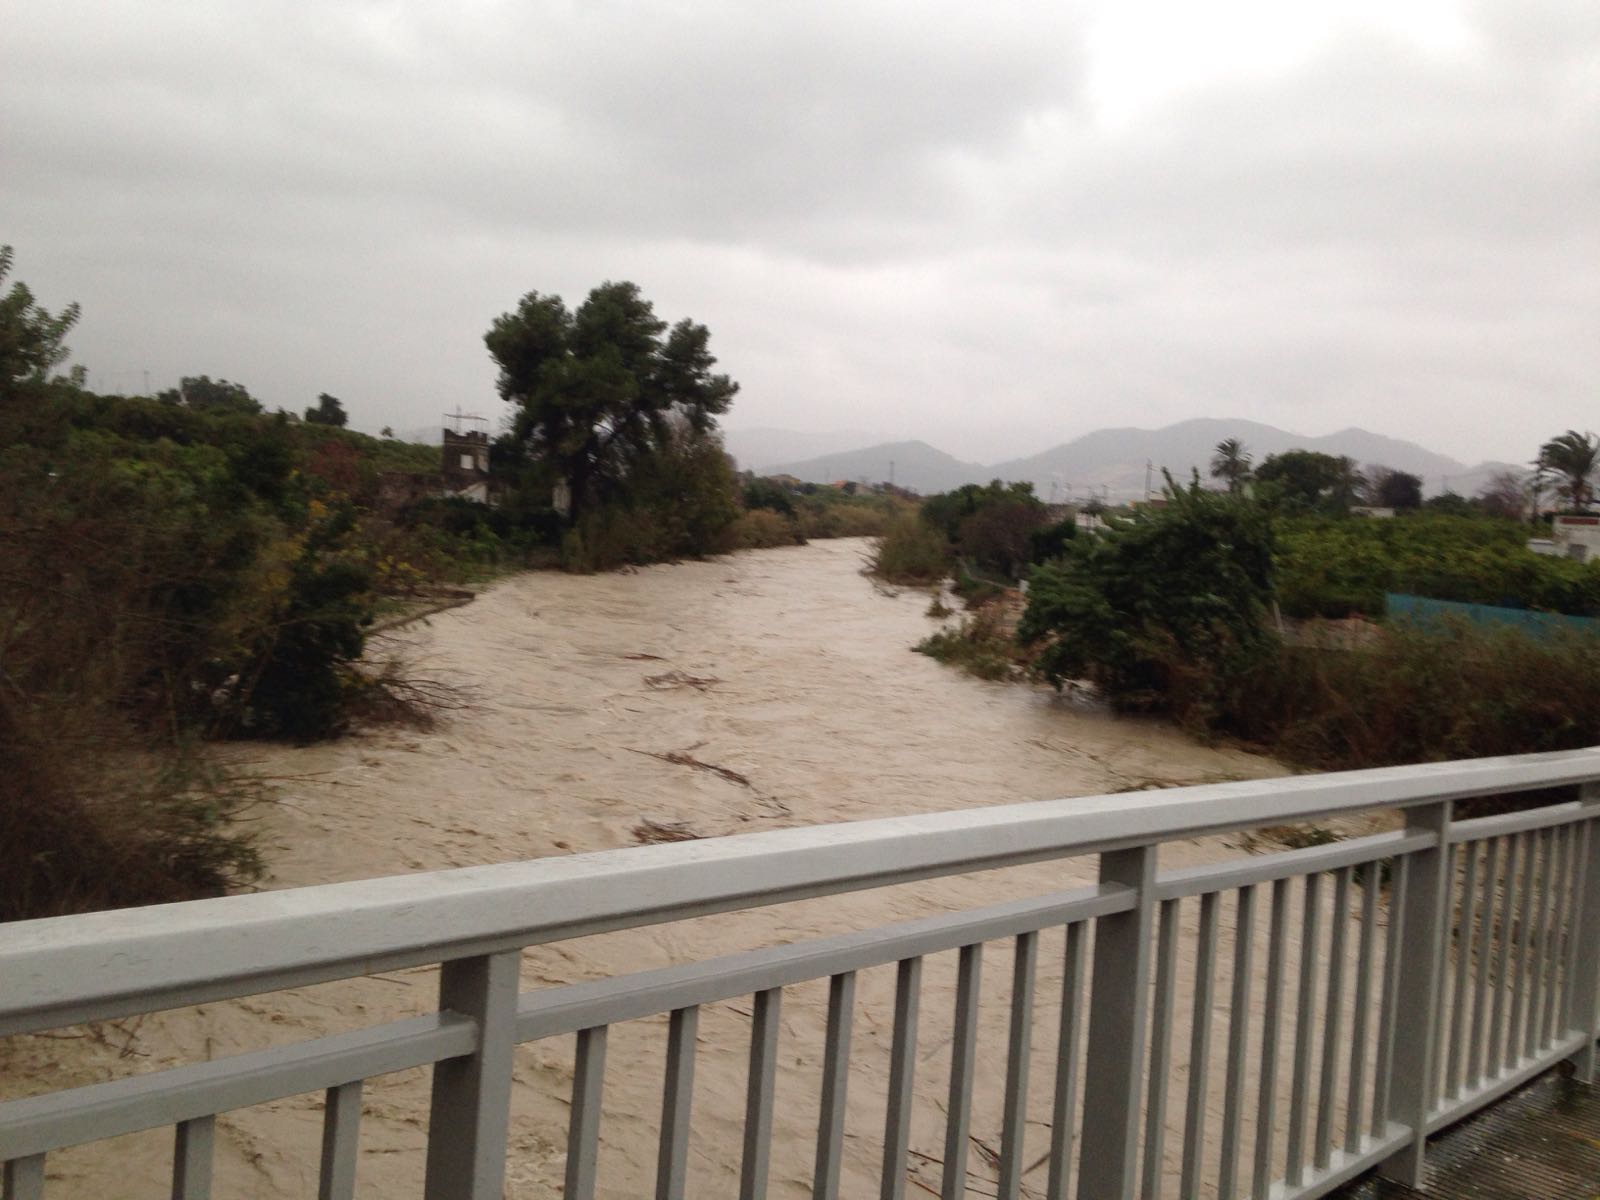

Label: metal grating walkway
[1337,1069,1600,1200]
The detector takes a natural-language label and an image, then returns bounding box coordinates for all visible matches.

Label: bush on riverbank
[1,247,433,914]
[1215,622,1600,770]
[870,514,953,583]
[919,480,1053,581]
[557,425,742,571]
[793,490,909,539]
[1007,478,1600,773]
[1020,480,1277,719]
[0,382,472,917]
[0,703,265,921]
[729,508,805,549]
[914,607,1018,681]
[0,393,276,914]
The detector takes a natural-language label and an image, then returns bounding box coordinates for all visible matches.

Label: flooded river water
[7,538,1285,1197]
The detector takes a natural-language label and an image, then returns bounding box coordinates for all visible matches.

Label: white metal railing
[3,750,1599,1199]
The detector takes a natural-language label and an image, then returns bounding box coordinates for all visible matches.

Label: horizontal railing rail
[3,748,1599,1200]
[0,1014,477,1162]
[5,749,1596,1035]
[516,884,1130,1042]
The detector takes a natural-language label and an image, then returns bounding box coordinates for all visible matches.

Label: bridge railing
[3,750,1598,1199]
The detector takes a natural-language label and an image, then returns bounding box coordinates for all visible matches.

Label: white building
[1548,514,1600,562]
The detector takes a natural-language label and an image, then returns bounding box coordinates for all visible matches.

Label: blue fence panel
[1385,592,1600,636]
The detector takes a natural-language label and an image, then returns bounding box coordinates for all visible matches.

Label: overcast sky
[4,1,1596,464]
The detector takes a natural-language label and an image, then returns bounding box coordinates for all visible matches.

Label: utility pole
[889,459,895,489]
[1145,459,1154,502]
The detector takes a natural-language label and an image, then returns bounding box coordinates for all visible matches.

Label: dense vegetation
[0,253,912,917]
[1221,625,1600,771]
[872,478,1070,586]
[8,241,1592,912]
[0,372,493,905]
[483,280,743,567]
[900,440,1600,777]
[1276,514,1600,619]
[1020,480,1276,721]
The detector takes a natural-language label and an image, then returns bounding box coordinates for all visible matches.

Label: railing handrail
[3,747,1598,1036]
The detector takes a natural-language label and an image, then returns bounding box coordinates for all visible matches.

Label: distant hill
[991,418,1481,501]
[762,439,992,494]
[756,417,1512,501]
[722,426,891,472]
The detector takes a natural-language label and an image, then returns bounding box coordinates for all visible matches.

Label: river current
[7,539,1284,1197]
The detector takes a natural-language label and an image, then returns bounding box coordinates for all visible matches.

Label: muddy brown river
[5,539,1287,1197]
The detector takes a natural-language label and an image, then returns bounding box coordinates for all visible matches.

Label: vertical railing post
[1379,801,1451,1189]
[1568,785,1600,1083]
[1077,843,1156,1200]
[424,951,521,1200]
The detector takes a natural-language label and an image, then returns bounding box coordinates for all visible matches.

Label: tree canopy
[1478,470,1529,522]
[1209,438,1252,494]
[1255,449,1363,513]
[157,375,262,416]
[0,245,80,402]
[485,281,737,517]
[305,392,348,427]
[1537,430,1597,512]
[1364,465,1423,511]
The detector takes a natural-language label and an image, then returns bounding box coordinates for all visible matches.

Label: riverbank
[3,538,1284,1197]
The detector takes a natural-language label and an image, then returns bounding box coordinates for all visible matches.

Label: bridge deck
[1339,1069,1600,1200]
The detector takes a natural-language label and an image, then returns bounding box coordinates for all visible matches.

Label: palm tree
[1536,430,1598,512]
[1209,438,1253,495]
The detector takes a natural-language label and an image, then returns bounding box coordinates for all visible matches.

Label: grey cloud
[1,1,1595,463]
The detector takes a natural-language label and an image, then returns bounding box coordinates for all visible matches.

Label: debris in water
[643,670,720,692]
[632,818,704,844]
[627,747,750,787]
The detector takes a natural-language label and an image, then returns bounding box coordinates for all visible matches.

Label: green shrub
[914,607,1018,681]
[1275,514,1600,619]
[729,508,803,549]
[0,393,274,915]
[221,506,375,742]
[560,427,740,570]
[0,702,265,920]
[560,507,662,571]
[1028,516,1078,565]
[916,480,1050,581]
[870,514,952,583]
[957,496,1050,580]
[742,476,796,517]
[1218,621,1600,770]
[794,492,906,539]
[1019,479,1276,720]
[951,568,1006,609]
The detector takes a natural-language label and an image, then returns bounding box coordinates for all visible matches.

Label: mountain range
[728,418,1519,502]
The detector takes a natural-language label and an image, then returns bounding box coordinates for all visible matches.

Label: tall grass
[728,508,804,549]
[914,607,1018,680]
[794,494,910,539]
[0,695,266,921]
[868,514,952,583]
[1207,621,1600,771]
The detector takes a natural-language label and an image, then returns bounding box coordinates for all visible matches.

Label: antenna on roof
[443,408,488,436]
